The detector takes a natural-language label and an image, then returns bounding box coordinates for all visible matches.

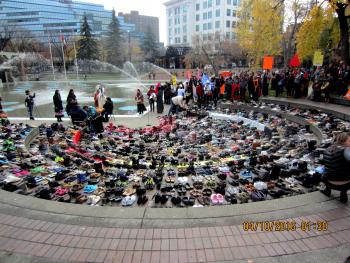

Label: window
[208,22,212,30]
[208,11,212,19]
[203,23,207,30]
[208,0,213,7]
[232,32,237,40]
[183,25,187,33]
[183,36,187,43]
[175,7,180,15]
[232,10,236,17]
[168,29,172,36]
[232,0,237,5]
[196,14,200,21]
[203,1,207,9]
[226,32,230,39]
[168,9,172,16]
[196,3,200,11]
[196,25,200,31]
[203,34,208,41]
[169,37,173,44]
[216,9,220,17]
[226,20,230,28]
[232,21,236,28]
[203,13,207,20]
[183,15,187,23]
[182,5,188,13]
[216,0,220,5]
[168,19,172,26]
[227,0,231,4]
[208,34,212,41]
[227,9,231,16]
[215,21,220,28]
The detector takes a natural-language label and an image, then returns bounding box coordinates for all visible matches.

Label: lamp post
[127,30,131,62]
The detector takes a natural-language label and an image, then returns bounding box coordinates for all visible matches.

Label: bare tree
[185,33,244,74]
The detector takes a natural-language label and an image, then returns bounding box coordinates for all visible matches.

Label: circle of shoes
[0,102,348,207]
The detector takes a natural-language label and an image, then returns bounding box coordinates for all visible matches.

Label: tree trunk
[336,6,349,65]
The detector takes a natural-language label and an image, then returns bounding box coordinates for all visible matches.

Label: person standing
[102,97,114,122]
[53,90,64,122]
[147,86,156,112]
[66,89,77,116]
[135,89,146,115]
[157,84,164,114]
[25,90,35,120]
[262,71,269,96]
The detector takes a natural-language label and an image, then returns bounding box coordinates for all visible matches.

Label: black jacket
[103,101,114,114]
[323,146,350,181]
[53,94,63,112]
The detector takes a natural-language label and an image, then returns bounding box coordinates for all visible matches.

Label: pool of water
[1,80,156,117]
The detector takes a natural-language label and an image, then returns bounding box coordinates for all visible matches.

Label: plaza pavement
[0,98,349,263]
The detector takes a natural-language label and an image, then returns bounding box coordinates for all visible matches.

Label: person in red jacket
[196,83,204,108]
[232,76,240,101]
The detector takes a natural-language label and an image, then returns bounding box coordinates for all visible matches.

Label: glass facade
[0,0,135,43]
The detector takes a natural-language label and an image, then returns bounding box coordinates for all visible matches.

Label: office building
[0,0,135,43]
[118,11,160,43]
[164,0,241,47]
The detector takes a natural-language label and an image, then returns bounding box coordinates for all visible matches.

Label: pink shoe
[211,194,218,205]
[217,194,224,204]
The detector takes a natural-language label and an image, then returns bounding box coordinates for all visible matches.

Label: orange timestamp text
[243,220,328,232]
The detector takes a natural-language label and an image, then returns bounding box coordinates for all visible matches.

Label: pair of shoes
[137,195,148,205]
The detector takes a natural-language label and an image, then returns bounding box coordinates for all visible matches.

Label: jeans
[27,104,34,119]
[149,99,155,112]
[168,101,178,116]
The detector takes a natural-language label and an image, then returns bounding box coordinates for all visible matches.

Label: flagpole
[72,30,79,80]
[60,31,68,81]
[48,35,56,81]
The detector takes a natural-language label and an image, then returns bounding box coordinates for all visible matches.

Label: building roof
[163,0,187,6]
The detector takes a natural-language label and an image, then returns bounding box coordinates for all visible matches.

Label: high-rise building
[0,0,135,42]
[118,11,160,43]
[164,0,241,47]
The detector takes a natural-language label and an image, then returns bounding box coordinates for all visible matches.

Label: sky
[82,0,168,43]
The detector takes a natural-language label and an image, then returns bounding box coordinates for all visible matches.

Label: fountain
[123,61,140,79]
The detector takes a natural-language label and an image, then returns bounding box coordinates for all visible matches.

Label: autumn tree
[296,5,339,61]
[237,0,283,68]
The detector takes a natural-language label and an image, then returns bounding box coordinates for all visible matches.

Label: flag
[201,74,210,86]
[345,88,350,100]
[60,35,67,49]
[289,54,301,67]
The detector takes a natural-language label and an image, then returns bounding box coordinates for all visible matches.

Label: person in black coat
[66,89,77,116]
[69,102,87,125]
[102,97,114,122]
[53,90,64,122]
[157,85,164,113]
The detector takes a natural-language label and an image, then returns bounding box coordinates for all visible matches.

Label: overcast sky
[82,0,168,43]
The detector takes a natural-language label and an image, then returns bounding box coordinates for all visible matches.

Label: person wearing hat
[24,90,35,120]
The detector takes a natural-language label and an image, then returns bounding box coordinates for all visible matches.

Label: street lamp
[127,30,131,62]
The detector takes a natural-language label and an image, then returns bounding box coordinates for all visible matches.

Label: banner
[313,50,324,66]
[185,70,192,80]
[263,56,274,70]
[171,74,177,85]
[220,71,233,78]
[345,88,350,100]
[197,69,202,80]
